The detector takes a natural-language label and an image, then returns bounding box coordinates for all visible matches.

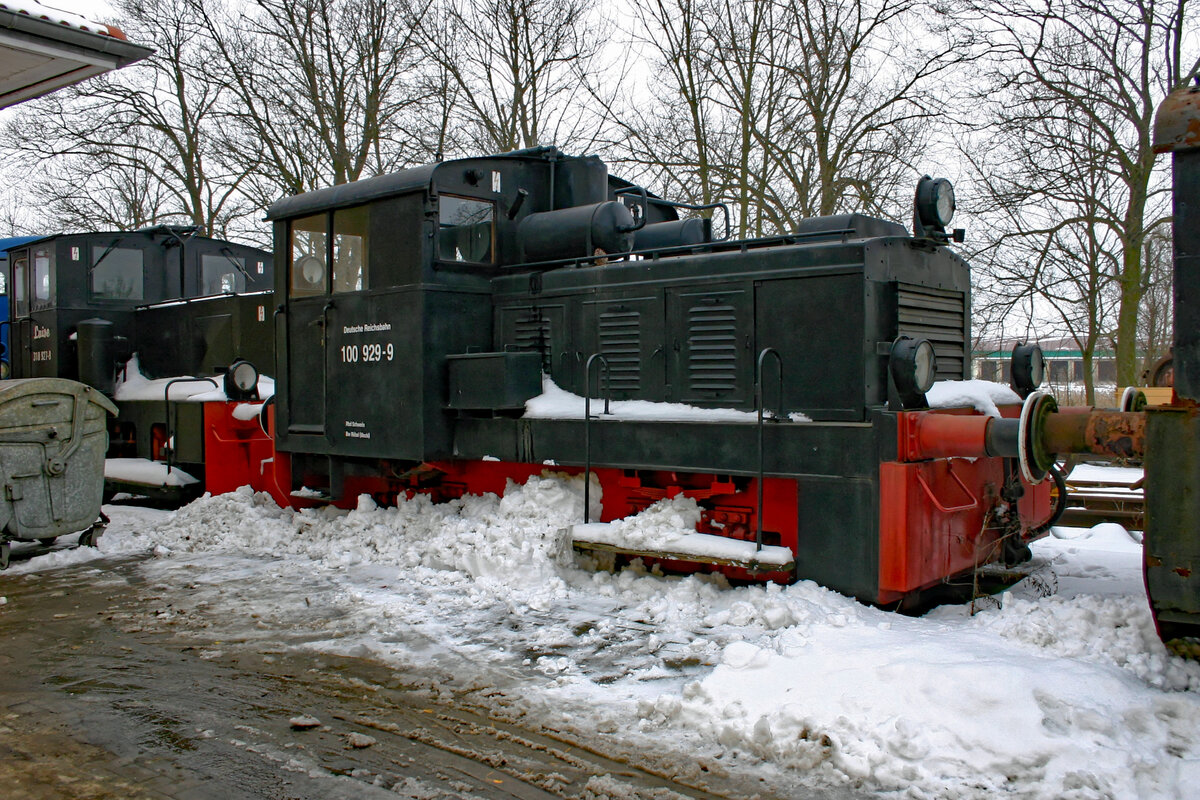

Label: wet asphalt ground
[0,547,839,800]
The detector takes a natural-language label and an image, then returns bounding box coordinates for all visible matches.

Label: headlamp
[224,359,260,401]
[890,336,936,409]
[1010,343,1044,398]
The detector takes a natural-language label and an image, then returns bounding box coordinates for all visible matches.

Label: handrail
[755,348,784,552]
[916,465,979,513]
[490,225,869,275]
[321,300,335,440]
[582,353,612,524]
[163,377,218,476]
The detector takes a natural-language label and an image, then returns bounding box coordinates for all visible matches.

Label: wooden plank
[572,540,794,572]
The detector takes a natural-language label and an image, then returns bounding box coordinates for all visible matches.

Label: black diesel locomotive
[4,226,275,498]
[265,146,1057,608]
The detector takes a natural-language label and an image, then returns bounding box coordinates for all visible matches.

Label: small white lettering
[342,323,392,335]
[344,430,371,439]
[345,420,366,428]
[32,325,51,340]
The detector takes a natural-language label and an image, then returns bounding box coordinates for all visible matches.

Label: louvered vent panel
[688,302,738,392]
[514,310,552,372]
[599,309,641,391]
[897,283,966,380]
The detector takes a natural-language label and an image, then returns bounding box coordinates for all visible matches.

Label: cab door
[10,252,31,377]
[284,214,330,437]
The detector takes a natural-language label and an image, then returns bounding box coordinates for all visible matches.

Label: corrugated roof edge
[0,5,153,65]
[0,0,118,37]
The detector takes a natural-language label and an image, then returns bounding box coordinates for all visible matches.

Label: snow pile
[669,620,1200,798]
[525,376,812,422]
[604,495,702,550]
[113,354,275,402]
[572,495,793,567]
[927,379,1022,417]
[138,473,594,599]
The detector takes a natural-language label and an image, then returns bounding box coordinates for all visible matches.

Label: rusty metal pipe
[1040,410,1146,460]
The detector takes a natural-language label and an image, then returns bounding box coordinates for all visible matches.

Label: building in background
[974,337,1119,404]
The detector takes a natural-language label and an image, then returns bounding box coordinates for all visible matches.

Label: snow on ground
[1065,463,1145,485]
[4,470,1198,799]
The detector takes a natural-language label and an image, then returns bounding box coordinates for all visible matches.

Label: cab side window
[333,206,369,293]
[202,254,246,294]
[91,246,143,301]
[33,248,53,304]
[438,196,493,264]
[290,213,328,297]
[12,254,27,315]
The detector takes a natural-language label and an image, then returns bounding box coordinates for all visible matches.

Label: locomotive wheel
[0,542,9,570]
[78,529,95,548]
[38,537,57,547]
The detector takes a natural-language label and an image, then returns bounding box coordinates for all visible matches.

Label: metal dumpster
[0,378,117,569]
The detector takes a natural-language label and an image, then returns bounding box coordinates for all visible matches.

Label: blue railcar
[0,236,40,376]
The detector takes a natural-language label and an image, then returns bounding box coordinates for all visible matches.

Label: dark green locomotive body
[266,147,1039,606]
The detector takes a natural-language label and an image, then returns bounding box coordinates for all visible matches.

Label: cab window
[290,213,328,297]
[12,254,27,315]
[91,246,143,301]
[33,248,53,304]
[202,254,246,294]
[438,196,493,264]
[333,206,368,293]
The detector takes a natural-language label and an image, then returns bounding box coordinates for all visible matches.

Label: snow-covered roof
[0,1,152,109]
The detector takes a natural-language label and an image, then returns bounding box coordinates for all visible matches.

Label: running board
[569,522,795,572]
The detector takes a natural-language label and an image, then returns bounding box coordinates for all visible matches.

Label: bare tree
[963,0,1198,386]
[609,0,720,208]
[2,0,251,236]
[189,0,430,204]
[965,76,1132,404]
[1139,227,1174,379]
[417,0,612,156]
[610,0,960,236]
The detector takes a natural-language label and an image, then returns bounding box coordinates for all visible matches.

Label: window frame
[12,253,28,316]
[288,205,374,297]
[89,244,145,303]
[437,194,496,266]
[332,205,369,294]
[288,213,330,298]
